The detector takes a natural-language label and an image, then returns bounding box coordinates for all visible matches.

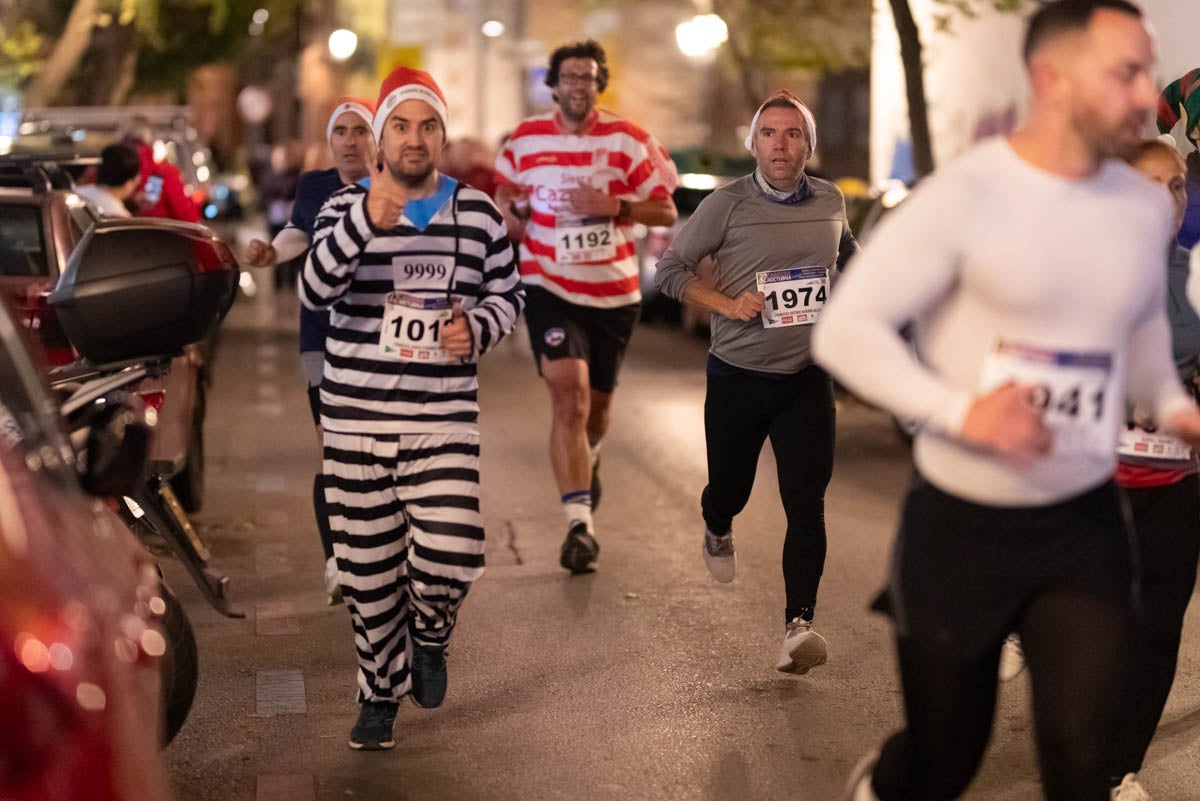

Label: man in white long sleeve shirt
[814,3,1200,800]
[244,98,376,604]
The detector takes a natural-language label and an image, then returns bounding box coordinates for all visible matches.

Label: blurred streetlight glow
[675,13,728,58]
[328,29,358,61]
[481,20,505,38]
[252,8,269,24]
[248,21,264,36]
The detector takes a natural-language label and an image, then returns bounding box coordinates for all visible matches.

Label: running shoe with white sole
[560,521,599,574]
[348,701,398,750]
[1111,773,1151,801]
[998,633,1026,683]
[703,528,736,583]
[776,617,828,674]
[841,750,881,801]
[324,556,343,606]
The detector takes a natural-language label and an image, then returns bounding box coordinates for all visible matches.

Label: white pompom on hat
[745,89,817,157]
[326,97,376,143]
[374,66,448,143]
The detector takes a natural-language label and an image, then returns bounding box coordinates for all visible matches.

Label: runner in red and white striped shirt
[495,39,678,574]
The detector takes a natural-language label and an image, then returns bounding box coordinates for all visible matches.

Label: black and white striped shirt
[300,179,524,435]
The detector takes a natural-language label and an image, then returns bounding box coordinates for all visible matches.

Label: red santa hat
[326,97,376,142]
[374,66,448,143]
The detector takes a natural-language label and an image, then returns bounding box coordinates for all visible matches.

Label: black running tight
[700,359,835,622]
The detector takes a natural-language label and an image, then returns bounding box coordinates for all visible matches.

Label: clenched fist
[724,291,765,321]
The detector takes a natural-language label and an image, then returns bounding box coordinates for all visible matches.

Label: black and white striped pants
[324,431,485,703]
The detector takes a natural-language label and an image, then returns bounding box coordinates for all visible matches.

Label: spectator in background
[122,134,201,223]
[1158,68,1200,248]
[258,143,302,290]
[441,138,498,196]
[76,144,141,218]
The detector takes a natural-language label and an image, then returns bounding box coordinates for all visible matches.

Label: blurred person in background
[1106,136,1200,801]
[75,143,141,218]
[259,143,302,290]
[120,122,200,223]
[244,97,377,606]
[1157,69,1200,248]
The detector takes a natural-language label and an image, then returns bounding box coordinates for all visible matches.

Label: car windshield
[0,204,47,277]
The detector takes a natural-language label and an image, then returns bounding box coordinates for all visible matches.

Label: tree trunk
[888,0,935,177]
[104,30,139,106]
[25,0,100,107]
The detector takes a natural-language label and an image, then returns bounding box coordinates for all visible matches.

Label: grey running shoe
[560,521,599,574]
[348,701,398,750]
[1110,773,1151,801]
[324,556,343,606]
[776,617,828,674]
[410,644,448,709]
[842,751,881,801]
[998,633,1026,683]
[703,528,736,583]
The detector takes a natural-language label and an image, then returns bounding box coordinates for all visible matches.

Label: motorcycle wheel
[158,581,199,745]
[169,384,205,513]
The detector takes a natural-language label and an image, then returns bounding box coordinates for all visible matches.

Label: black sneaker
[590,457,602,511]
[348,701,398,750]
[560,521,599,574]
[410,644,448,709]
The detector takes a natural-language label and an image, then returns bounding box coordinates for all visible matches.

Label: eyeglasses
[558,73,599,87]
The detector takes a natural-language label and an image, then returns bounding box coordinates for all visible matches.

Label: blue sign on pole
[0,89,21,144]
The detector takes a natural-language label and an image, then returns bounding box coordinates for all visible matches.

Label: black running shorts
[524,285,640,393]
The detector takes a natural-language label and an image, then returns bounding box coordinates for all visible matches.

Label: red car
[0,294,173,801]
[0,157,208,511]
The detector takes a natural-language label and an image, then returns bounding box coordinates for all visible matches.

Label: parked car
[0,157,209,511]
[0,292,174,801]
[635,173,734,332]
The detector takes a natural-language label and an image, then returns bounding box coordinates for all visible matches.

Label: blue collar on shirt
[355,174,460,231]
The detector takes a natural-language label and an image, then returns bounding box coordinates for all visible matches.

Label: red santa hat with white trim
[326,97,376,142]
[373,66,448,143]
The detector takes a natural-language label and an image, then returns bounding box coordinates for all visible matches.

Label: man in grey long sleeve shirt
[654,90,858,674]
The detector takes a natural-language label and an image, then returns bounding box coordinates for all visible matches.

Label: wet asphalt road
[161,281,1200,801]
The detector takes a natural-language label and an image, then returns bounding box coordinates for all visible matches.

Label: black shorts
[876,474,1133,661]
[524,285,640,393]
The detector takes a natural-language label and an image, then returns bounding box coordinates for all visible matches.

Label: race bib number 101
[380,292,454,363]
[977,340,1115,457]
[756,266,828,328]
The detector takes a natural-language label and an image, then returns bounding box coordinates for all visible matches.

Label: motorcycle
[44,215,241,743]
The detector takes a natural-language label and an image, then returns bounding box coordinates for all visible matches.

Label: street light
[328,28,358,62]
[675,13,728,58]
[481,19,506,38]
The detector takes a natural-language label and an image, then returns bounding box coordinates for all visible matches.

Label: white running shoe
[776,617,828,674]
[841,751,881,801]
[703,528,736,583]
[325,557,343,606]
[998,633,1026,683]
[1111,773,1150,801]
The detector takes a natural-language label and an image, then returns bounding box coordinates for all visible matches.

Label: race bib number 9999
[977,340,1116,457]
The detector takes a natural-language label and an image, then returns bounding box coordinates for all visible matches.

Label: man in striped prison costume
[300,66,525,751]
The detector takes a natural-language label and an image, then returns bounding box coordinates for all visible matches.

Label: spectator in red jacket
[123,136,201,223]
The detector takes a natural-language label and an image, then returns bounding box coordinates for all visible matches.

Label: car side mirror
[76,391,152,497]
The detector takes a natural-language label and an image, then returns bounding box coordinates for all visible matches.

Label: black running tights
[872,590,1130,801]
[1108,474,1200,780]
[700,362,835,622]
